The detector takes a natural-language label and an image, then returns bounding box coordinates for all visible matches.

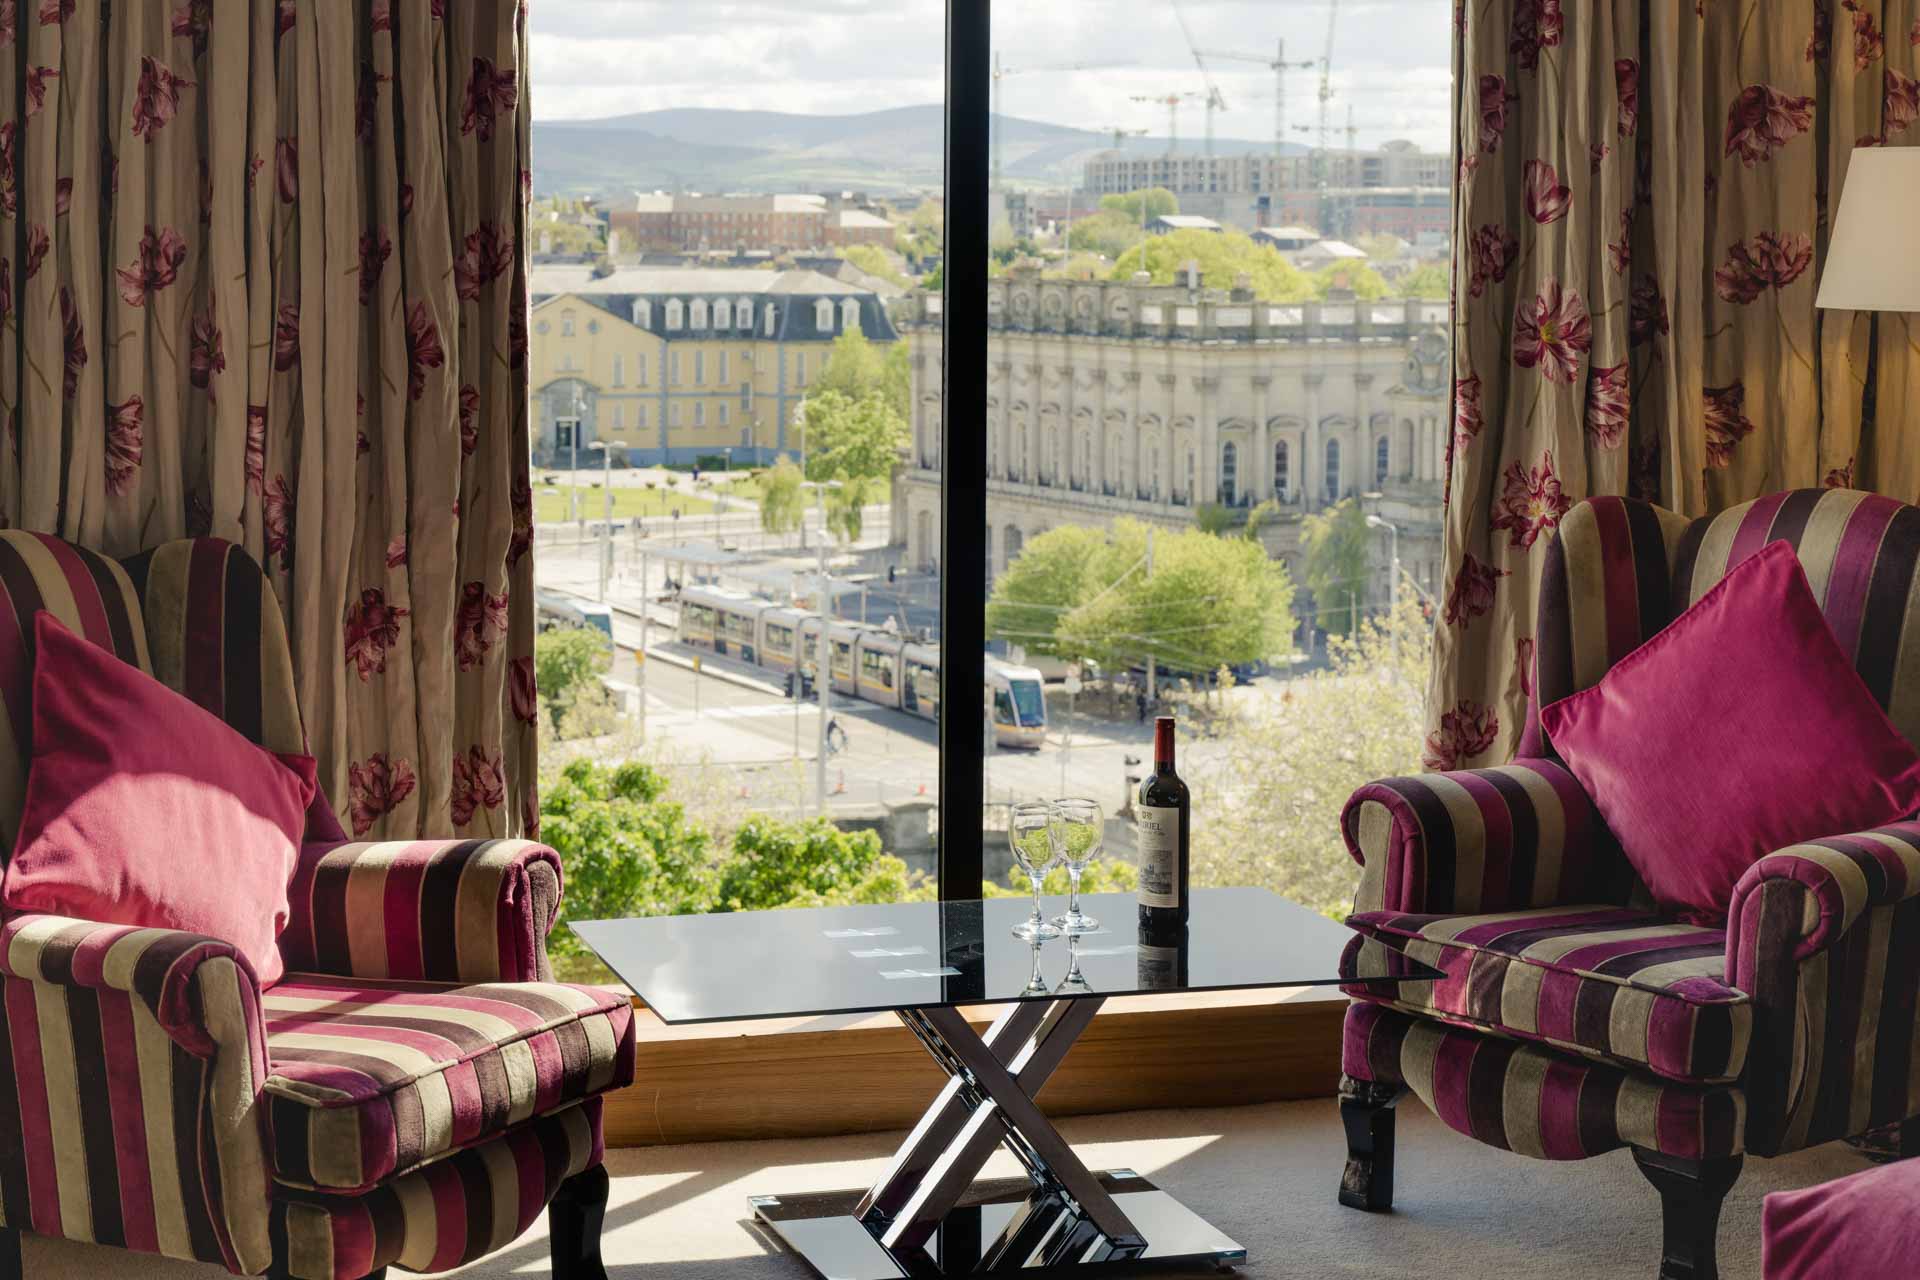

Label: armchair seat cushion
[261,974,635,1193]
[1345,905,1751,1084]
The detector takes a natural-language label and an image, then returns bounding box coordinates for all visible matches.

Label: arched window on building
[1274,439,1290,500]
[560,309,575,336]
[664,299,683,330]
[1324,437,1341,502]
[631,299,651,328]
[814,298,835,330]
[714,299,732,329]
[841,298,860,331]
[690,298,709,329]
[737,297,754,330]
[1186,449,1197,503]
[1375,435,1391,487]
[1219,442,1239,506]
[1004,525,1024,563]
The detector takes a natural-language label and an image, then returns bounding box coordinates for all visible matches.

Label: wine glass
[1049,797,1102,935]
[1053,933,1093,995]
[1008,800,1062,941]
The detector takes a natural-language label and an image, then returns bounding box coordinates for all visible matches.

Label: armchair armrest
[280,837,563,983]
[1341,757,1618,915]
[1724,821,1920,1156]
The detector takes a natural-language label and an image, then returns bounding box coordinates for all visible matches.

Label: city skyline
[527,0,1453,155]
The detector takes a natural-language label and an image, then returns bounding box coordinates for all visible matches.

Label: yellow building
[528,266,897,466]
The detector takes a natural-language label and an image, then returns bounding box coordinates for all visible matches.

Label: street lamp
[586,441,613,601]
[1366,513,1400,660]
[569,385,584,538]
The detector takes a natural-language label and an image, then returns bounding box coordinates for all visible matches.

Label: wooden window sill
[599,986,1348,1148]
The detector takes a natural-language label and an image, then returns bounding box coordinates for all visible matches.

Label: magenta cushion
[1541,540,1920,923]
[3,611,316,986]
[1763,1158,1920,1280]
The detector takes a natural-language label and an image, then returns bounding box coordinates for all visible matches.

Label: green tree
[814,326,887,403]
[714,815,888,911]
[1356,233,1407,262]
[759,458,805,540]
[986,525,1112,658]
[1098,187,1179,222]
[899,201,943,265]
[1193,502,1240,536]
[1310,261,1391,300]
[533,627,611,731]
[1110,228,1313,301]
[824,472,885,545]
[1398,263,1450,298]
[841,243,909,287]
[540,760,715,957]
[1300,498,1373,635]
[882,340,911,422]
[799,389,907,484]
[1069,209,1148,260]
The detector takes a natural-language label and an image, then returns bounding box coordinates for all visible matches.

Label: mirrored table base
[750,999,1247,1278]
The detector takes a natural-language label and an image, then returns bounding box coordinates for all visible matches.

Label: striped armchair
[1337,490,1920,1280]
[0,533,633,1280]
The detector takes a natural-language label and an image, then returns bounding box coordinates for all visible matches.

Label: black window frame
[936,0,990,901]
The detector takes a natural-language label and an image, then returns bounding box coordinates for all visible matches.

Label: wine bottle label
[1137,943,1180,988]
[1136,805,1181,908]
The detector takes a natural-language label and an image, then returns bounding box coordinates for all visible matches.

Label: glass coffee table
[574,886,1435,1278]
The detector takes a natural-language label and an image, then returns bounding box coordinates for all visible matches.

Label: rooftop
[531,265,869,298]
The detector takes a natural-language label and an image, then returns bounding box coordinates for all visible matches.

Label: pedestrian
[1135,689,1147,723]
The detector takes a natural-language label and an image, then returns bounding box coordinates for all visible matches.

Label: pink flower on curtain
[1508,0,1563,72]
[104,395,143,495]
[1477,74,1517,152]
[264,473,294,568]
[405,300,444,400]
[385,536,407,568]
[357,229,391,305]
[1511,279,1591,383]
[370,1,391,32]
[508,308,527,367]
[37,0,71,25]
[1883,69,1920,138]
[1588,141,1609,173]
[521,791,539,841]
[58,287,84,399]
[399,182,414,217]
[0,4,13,47]
[344,587,410,681]
[460,57,518,142]
[509,656,537,725]
[53,175,69,216]
[24,66,57,118]
[1607,208,1632,274]
[246,152,264,191]
[1825,458,1856,488]
[1584,362,1630,448]
[1466,223,1517,297]
[356,61,385,141]
[0,260,10,325]
[130,57,194,140]
[1629,276,1668,345]
[1713,231,1812,303]
[1423,701,1499,770]
[1615,58,1639,136]
[114,225,188,307]
[454,580,509,671]
[1808,2,1833,62]
[1845,2,1884,70]
[170,1,211,54]
[1703,383,1756,468]
[1723,84,1815,166]
[22,222,47,278]
[453,223,514,301]
[451,746,505,827]
[1516,637,1537,698]
[274,303,299,370]
[459,384,480,455]
[1453,372,1484,450]
[0,121,15,215]
[1490,450,1573,549]
[275,136,296,202]
[245,404,266,494]
[348,753,416,836]
[508,477,533,566]
[356,430,371,457]
[190,307,225,392]
[1443,554,1509,627]
[1523,159,1571,224]
[277,0,294,36]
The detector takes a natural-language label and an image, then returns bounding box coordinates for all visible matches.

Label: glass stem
[1067,867,1082,918]
[1031,873,1045,928]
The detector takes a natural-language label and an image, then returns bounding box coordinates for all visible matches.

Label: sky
[527,1,1454,154]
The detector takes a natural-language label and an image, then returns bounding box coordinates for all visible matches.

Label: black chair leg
[1631,1147,1743,1280]
[1337,1077,1407,1212]
[550,1163,611,1280]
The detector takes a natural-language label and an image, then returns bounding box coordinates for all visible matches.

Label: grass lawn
[534,484,716,524]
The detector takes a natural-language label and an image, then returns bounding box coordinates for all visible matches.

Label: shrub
[533,626,610,731]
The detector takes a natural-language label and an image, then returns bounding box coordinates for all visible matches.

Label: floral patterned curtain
[1431,0,1920,768]
[0,0,537,840]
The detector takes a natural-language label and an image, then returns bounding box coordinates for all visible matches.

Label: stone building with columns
[891,270,1452,626]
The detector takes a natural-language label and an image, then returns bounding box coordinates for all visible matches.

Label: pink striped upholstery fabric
[0,531,150,861]
[280,837,564,985]
[270,1097,604,1280]
[0,914,274,1273]
[1344,1002,1747,1162]
[1342,758,1638,917]
[262,974,634,1193]
[1345,907,1751,1084]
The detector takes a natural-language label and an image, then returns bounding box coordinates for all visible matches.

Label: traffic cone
[917,782,927,795]
[834,770,846,795]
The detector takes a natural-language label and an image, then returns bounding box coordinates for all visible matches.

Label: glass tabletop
[571,887,1436,1025]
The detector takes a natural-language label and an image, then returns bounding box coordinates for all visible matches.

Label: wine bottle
[1136,715,1190,937]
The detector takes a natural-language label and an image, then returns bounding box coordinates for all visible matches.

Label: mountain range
[531,104,1298,199]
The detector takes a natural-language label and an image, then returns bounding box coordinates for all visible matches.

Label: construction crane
[1194,40,1319,172]
[1311,0,1341,233]
[1168,0,1229,158]
[1100,124,1151,153]
[992,54,1136,190]
[1131,91,1202,158]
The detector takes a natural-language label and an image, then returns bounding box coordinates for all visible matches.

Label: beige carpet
[27,1098,1870,1279]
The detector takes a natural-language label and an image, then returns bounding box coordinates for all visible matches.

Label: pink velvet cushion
[1762,1157,1920,1280]
[1541,540,1920,923]
[3,611,315,986]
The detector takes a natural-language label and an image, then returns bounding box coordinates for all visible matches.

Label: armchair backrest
[1521,488,1920,757]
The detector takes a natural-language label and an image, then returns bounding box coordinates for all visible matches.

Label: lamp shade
[1816,148,1920,311]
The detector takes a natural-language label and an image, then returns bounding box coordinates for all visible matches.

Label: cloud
[528,0,1452,152]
